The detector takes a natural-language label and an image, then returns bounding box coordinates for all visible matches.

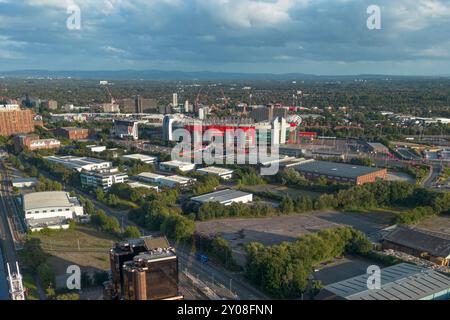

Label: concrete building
[367,142,389,154]
[159,160,196,173]
[81,168,129,190]
[14,134,60,151]
[172,93,178,107]
[294,160,387,185]
[107,236,181,301]
[127,181,159,192]
[382,226,450,266]
[321,263,450,300]
[136,172,196,188]
[191,189,253,206]
[55,127,89,140]
[23,192,85,231]
[42,100,58,110]
[11,177,38,188]
[122,154,157,164]
[136,172,165,184]
[45,156,112,172]
[0,106,35,137]
[197,167,234,180]
[114,120,139,140]
[86,145,107,153]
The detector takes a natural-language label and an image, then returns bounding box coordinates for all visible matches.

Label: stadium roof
[324,263,450,300]
[383,226,450,259]
[191,189,252,204]
[294,160,384,179]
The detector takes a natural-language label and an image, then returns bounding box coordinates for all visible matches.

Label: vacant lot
[196,210,391,266]
[31,225,117,276]
[415,215,450,237]
[238,184,323,200]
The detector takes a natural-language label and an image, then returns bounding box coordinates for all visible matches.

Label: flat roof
[160,160,195,168]
[324,263,450,300]
[294,160,384,179]
[161,175,195,184]
[197,166,234,175]
[137,172,165,180]
[23,192,77,211]
[127,182,158,190]
[45,156,111,169]
[383,226,450,258]
[12,177,38,183]
[191,189,252,203]
[368,142,388,149]
[122,154,157,161]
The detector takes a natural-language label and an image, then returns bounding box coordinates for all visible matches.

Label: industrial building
[122,154,157,164]
[293,160,387,185]
[321,263,450,300]
[54,127,89,140]
[80,168,129,190]
[382,226,450,266]
[23,192,85,231]
[86,145,107,153]
[197,166,234,180]
[127,181,159,192]
[136,172,196,188]
[367,142,390,154]
[159,160,196,173]
[191,189,253,206]
[0,105,35,137]
[11,177,38,188]
[44,156,112,172]
[107,236,181,300]
[114,119,139,140]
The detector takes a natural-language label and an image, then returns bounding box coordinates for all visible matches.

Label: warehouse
[159,160,196,173]
[197,167,234,180]
[367,142,389,154]
[136,172,165,184]
[23,191,85,231]
[294,160,387,185]
[127,181,159,192]
[12,177,38,188]
[382,226,450,266]
[45,156,112,172]
[122,154,157,164]
[320,263,450,300]
[191,189,253,206]
[136,172,196,188]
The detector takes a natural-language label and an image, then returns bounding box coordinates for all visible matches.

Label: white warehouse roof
[23,192,79,211]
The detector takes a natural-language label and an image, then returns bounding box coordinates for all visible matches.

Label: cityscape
[0,0,449,310]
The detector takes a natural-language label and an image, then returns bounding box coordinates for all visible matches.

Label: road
[0,248,9,300]
[422,164,442,188]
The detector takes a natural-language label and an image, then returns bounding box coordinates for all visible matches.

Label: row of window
[26,208,70,215]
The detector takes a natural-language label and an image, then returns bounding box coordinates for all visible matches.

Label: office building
[159,160,196,173]
[191,189,253,206]
[23,192,85,231]
[172,93,178,107]
[321,263,450,300]
[0,106,35,137]
[122,154,157,164]
[114,120,139,140]
[42,100,58,110]
[293,160,387,185]
[44,156,112,172]
[55,127,89,140]
[197,167,234,180]
[127,181,159,192]
[80,168,129,190]
[108,236,181,300]
[136,172,196,188]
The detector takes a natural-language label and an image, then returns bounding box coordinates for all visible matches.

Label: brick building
[0,107,35,137]
[55,127,89,140]
[14,134,61,151]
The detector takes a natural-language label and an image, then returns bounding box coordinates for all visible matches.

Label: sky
[1,0,450,75]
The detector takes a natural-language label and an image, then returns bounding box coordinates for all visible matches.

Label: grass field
[31,225,118,275]
[237,184,323,200]
[23,273,40,300]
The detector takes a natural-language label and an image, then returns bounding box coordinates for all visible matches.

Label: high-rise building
[172,93,178,107]
[42,100,58,111]
[0,106,35,137]
[107,236,182,300]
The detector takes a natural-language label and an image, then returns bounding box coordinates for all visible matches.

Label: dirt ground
[196,210,392,266]
[415,215,450,237]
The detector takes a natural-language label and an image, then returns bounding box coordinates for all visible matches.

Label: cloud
[0,0,449,74]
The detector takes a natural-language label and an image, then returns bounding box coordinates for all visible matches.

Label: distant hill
[0,69,446,81]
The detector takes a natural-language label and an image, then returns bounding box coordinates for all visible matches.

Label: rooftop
[324,263,450,300]
[383,226,450,258]
[161,175,195,183]
[160,160,195,168]
[122,154,157,161]
[45,156,112,170]
[23,192,80,211]
[294,160,384,179]
[61,127,88,131]
[197,166,234,175]
[192,189,252,203]
[137,172,165,180]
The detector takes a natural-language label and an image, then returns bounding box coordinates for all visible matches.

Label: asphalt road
[0,248,9,300]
